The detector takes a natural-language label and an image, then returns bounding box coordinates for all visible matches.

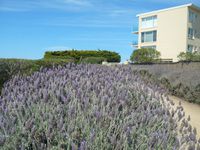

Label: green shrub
[170,83,199,103]
[194,84,200,104]
[35,58,74,67]
[171,83,185,97]
[178,51,200,62]
[44,50,121,63]
[160,77,171,90]
[130,48,160,64]
[81,57,106,64]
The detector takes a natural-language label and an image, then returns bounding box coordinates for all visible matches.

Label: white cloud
[1,0,199,12]
[145,0,199,5]
[63,0,92,6]
[64,38,130,41]
[0,0,93,12]
[0,7,28,12]
[40,16,135,28]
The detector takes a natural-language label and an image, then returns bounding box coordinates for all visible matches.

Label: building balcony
[132,31,139,34]
[131,41,139,48]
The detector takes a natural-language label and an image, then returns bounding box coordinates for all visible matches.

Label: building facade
[133,3,200,62]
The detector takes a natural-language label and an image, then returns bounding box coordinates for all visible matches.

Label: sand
[169,95,200,139]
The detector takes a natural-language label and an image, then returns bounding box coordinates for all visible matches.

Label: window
[194,30,197,38]
[194,46,198,52]
[187,45,193,52]
[195,30,200,39]
[141,30,157,43]
[188,28,194,39]
[189,11,197,22]
[141,16,157,29]
[188,28,198,39]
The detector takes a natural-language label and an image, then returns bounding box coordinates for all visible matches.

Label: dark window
[141,30,157,43]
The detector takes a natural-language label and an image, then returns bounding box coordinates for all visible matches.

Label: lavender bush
[0,58,73,95]
[0,64,199,149]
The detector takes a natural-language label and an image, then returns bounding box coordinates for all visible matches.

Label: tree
[130,48,160,64]
[178,52,193,61]
[178,51,200,62]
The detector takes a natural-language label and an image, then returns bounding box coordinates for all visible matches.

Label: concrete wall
[157,7,188,62]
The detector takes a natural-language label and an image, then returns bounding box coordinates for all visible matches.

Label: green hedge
[44,50,121,62]
[0,58,73,94]
[81,57,106,64]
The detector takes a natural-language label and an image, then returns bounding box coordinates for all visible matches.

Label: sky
[0,0,200,62]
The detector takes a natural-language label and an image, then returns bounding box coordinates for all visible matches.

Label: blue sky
[0,0,200,62]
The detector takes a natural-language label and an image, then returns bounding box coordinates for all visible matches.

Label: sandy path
[169,95,200,139]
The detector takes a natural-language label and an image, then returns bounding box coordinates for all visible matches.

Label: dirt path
[169,95,200,139]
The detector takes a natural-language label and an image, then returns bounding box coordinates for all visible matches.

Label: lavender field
[0,64,200,149]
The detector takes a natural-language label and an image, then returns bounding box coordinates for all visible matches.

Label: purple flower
[0,136,6,146]
[90,130,95,143]
[79,141,87,150]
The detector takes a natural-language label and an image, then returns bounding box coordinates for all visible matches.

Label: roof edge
[136,3,194,17]
[190,4,200,12]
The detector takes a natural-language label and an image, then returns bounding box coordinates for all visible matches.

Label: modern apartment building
[133,3,200,62]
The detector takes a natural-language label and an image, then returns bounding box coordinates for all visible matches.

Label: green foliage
[194,84,200,104]
[44,50,121,63]
[160,77,171,90]
[81,57,106,64]
[130,48,160,64]
[172,83,185,98]
[35,58,74,67]
[171,83,200,104]
[0,59,35,92]
[178,51,200,62]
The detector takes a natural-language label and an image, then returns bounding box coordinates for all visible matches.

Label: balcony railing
[132,31,139,34]
[131,41,138,47]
